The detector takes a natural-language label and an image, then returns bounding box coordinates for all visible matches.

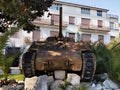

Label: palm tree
[0,55,17,84]
[90,38,120,84]
[0,29,20,84]
[90,41,112,74]
[108,38,120,83]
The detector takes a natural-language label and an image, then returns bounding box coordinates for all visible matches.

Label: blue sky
[58,0,120,21]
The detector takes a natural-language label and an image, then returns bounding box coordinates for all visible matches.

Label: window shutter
[98,35,104,42]
[69,16,75,25]
[98,20,103,28]
[82,34,91,41]
[32,30,40,41]
[51,14,59,25]
[81,18,90,28]
[50,31,59,36]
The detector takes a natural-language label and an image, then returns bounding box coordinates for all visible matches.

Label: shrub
[90,42,112,74]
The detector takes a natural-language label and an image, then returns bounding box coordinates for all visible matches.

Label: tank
[22,7,96,82]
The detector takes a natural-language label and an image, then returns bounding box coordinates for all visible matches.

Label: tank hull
[31,42,83,71]
[35,52,82,71]
[22,41,96,81]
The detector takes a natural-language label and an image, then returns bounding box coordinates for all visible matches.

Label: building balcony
[32,18,68,29]
[107,14,119,20]
[79,24,110,33]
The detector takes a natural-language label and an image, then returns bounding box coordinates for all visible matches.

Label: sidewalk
[0,67,21,75]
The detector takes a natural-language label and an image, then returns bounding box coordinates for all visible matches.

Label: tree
[90,38,120,84]
[0,0,54,33]
[108,37,120,83]
[90,41,112,74]
[0,0,55,83]
[0,26,21,84]
[0,54,18,84]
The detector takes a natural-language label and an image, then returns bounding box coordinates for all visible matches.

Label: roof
[54,1,109,12]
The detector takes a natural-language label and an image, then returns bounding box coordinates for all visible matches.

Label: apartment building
[8,1,119,47]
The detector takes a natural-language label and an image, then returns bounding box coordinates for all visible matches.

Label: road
[0,67,21,75]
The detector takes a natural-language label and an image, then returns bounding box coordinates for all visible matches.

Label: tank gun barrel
[58,7,63,40]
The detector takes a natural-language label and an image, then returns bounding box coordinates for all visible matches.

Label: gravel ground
[0,72,120,90]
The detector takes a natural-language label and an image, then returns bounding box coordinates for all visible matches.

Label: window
[81,18,90,28]
[81,34,91,42]
[69,16,75,25]
[51,14,59,25]
[110,36,115,40]
[32,30,40,41]
[98,20,103,28]
[50,4,61,10]
[98,35,104,42]
[81,8,90,15]
[50,31,58,37]
[97,10,102,17]
[110,22,114,29]
[69,33,75,39]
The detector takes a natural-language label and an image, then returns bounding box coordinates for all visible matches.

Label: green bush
[108,39,120,84]
[90,39,120,85]
[59,81,88,90]
[59,81,70,90]
[90,42,111,74]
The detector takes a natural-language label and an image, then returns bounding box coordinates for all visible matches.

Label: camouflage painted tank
[22,7,96,82]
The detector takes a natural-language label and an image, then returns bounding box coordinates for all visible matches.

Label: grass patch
[59,81,70,90]
[0,74,24,81]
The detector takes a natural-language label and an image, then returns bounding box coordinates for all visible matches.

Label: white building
[8,1,120,47]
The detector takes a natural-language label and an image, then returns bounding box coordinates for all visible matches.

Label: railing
[33,18,110,32]
[79,24,110,32]
[107,14,119,20]
[33,18,68,27]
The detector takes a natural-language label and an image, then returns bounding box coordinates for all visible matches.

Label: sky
[58,0,120,21]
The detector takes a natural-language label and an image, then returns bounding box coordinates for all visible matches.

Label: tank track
[81,51,96,82]
[22,51,36,77]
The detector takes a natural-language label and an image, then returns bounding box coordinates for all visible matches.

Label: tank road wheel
[22,52,36,77]
[81,51,96,82]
